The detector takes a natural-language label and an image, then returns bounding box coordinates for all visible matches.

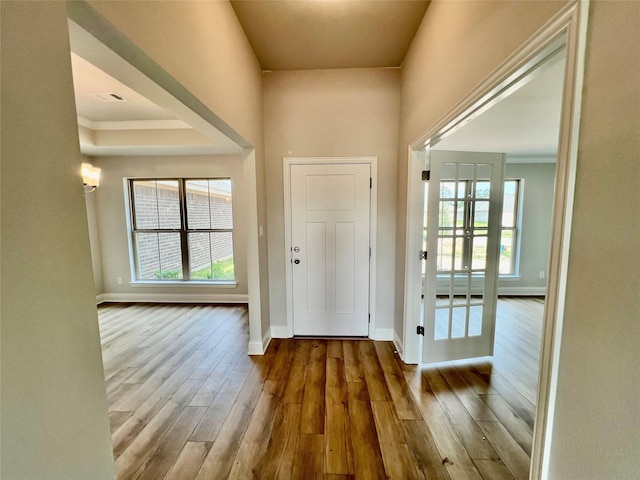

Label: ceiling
[433,54,566,160]
[70,49,244,156]
[71,0,563,159]
[230,0,430,70]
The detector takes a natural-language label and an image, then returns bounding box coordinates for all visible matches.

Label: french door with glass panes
[422,151,505,363]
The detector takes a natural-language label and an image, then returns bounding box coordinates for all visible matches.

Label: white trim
[77,116,192,131]
[400,2,586,478]
[393,330,404,357]
[248,328,272,356]
[270,326,290,339]
[283,156,378,339]
[373,328,394,341]
[535,2,588,478]
[96,294,106,305]
[98,293,248,304]
[129,281,238,288]
[401,147,426,363]
[498,287,546,296]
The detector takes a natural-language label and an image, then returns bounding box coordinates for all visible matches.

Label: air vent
[91,92,128,102]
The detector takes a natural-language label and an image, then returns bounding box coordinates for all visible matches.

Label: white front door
[423,151,505,363]
[290,163,370,336]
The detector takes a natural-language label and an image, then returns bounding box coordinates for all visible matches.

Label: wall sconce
[82,162,101,193]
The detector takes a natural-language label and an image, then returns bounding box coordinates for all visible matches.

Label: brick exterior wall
[132,180,234,280]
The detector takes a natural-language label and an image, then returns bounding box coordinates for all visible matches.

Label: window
[499,179,520,275]
[129,178,235,282]
[428,178,521,276]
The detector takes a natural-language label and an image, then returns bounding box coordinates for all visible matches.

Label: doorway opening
[402,2,588,477]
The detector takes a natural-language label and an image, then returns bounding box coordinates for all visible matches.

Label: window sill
[498,275,522,281]
[129,281,238,289]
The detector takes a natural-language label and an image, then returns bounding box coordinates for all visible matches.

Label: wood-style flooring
[98,297,543,479]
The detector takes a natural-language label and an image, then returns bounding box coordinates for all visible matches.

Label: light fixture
[82,162,101,193]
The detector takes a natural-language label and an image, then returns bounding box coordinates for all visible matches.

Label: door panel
[423,151,505,363]
[291,163,370,336]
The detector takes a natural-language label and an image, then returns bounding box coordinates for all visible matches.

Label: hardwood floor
[98,297,543,479]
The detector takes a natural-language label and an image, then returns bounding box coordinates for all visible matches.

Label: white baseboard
[247,340,264,355]
[498,287,546,296]
[97,293,249,304]
[373,328,394,341]
[393,330,403,357]
[270,326,290,338]
[96,294,106,305]
[248,329,272,355]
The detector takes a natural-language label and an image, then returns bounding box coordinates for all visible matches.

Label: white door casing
[422,150,505,363]
[288,162,371,336]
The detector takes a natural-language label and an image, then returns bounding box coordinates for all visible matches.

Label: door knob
[293,246,300,252]
[294,259,300,264]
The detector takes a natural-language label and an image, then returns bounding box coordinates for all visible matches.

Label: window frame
[430,178,521,277]
[499,179,521,276]
[128,177,235,283]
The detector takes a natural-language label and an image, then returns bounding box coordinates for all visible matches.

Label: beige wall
[399,0,639,476]
[90,155,249,299]
[85,0,271,338]
[547,1,640,477]
[86,178,105,296]
[0,2,115,478]
[501,162,556,293]
[263,68,401,335]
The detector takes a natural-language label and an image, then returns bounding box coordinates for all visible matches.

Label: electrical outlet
[539,271,545,279]
[117,276,123,285]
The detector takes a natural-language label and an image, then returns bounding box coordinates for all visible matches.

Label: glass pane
[455,201,466,228]
[434,308,449,340]
[132,180,181,230]
[437,237,453,272]
[502,180,517,227]
[441,163,456,182]
[186,179,234,230]
[436,295,450,307]
[469,305,483,336]
[456,181,468,199]
[453,237,464,271]
[439,201,455,228]
[440,181,456,199]
[451,307,467,338]
[135,232,160,279]
[185,180,211,229]
[477,164,492,180]
[189,232,235,280]
[453,294,469,305]
[474,201,490,229]
[459,164,474,182]
[471,236,488,271]
[499,229,515,274]
[133,181,159,229]
[155,181,181,229]
[472,273,485,299]
[209,180,233,229]
[475,181,490,199]
[158,233,182,278]
[135,232,182,280]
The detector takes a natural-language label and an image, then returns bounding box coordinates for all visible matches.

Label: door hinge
[419,250,428,260]
[369,247,372,257]
[416,325,425,336]
[368,314,371,324]
[422,170,430,182]
[370,177,372,188]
